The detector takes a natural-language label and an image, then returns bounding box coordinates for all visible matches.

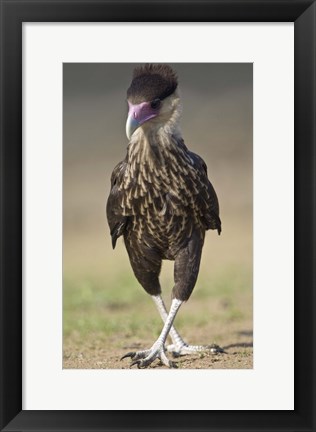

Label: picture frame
[0,0,315,431]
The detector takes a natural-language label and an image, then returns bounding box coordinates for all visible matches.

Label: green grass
[63,263,252,346]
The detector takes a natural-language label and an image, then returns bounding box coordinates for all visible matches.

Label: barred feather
[106,64,221,300]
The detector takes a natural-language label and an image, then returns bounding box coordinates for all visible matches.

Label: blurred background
[63,63,253,369]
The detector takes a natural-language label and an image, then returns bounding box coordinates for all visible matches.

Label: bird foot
[121,343,177,368]
[166,342,224,357]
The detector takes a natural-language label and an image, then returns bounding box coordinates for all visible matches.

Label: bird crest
[127,64,178,103]
[132,64,178,86]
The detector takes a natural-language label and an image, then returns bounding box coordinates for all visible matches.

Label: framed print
[0,1,315,431]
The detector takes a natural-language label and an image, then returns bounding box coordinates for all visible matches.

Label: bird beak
[126,101,159,140]
[126,113,140,140]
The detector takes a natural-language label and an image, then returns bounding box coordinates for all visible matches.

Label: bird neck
[127,127,182,168]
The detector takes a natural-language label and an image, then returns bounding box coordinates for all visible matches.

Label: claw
[208,344,225,354]
[120,352,136,361]
[159,349,177,368]
[121,345,176,369]
[130,360,141,368]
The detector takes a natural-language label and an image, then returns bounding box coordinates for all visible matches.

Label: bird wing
[188,150,222,235]
[106,160,129,249]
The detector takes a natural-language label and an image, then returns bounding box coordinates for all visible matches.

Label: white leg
[151,294,186,349]
[152,294,222,356]
[121,298,183,368]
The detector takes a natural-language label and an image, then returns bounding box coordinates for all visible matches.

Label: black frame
[0,1,315,431]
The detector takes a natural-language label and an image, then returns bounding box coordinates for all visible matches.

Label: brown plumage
[106,64,221,368]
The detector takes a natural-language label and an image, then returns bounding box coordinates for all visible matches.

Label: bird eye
[150,99,161,110]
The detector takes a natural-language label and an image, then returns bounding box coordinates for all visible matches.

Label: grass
[63,261,252,349]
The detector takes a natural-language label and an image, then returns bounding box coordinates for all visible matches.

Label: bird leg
[121,298,183,368]
[152,294,223,357]
[152,294,187,350]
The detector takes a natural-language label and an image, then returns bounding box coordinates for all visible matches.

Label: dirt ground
[63,340,252,370]
[63,308,253,369]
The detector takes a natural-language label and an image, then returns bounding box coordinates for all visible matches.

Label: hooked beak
[125,101,159,140]
[126,113,140,141]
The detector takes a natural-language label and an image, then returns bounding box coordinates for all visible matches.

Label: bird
[106,64,221,368]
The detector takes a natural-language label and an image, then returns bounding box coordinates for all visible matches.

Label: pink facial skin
[127,101,159,126]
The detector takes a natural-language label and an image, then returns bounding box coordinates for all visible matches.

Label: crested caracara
[106,64,221,368]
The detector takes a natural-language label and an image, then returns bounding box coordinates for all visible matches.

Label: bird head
[126,64,180,140]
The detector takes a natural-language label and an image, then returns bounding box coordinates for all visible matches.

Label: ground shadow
[223,341,253,349]
[237,330,253,337]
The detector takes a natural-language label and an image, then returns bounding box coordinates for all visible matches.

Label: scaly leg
[152,294,222,356]
[121,298,183,368]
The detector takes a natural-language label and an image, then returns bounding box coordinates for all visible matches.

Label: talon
[120,343,175,368]
[209,344,225,354]
[121,352,135,360]
[130,360,141,368]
